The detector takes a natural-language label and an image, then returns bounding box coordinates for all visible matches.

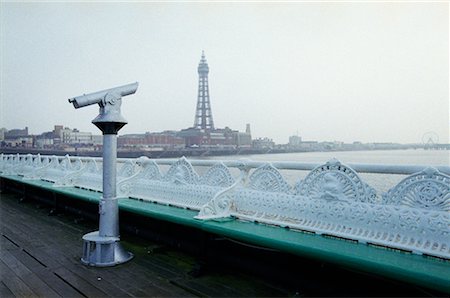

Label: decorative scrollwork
[137,158,162,180]
[196,175,242,219]
[383,167,450,211]
[69,158,102,191]
[118,182,132,196]
[72,158,83,171]
[60,155,72,171]
[84,158,100,173]
[200,163,235,187]
[42,156,50,166]
[49,156,60,168]
[248,164,291,193]
[25,154,33,165]
[118,160,135,178]
[33,154,41,166]
[296,158,377,203]
[17,154,33,174]
[165,157,198,184]
[195,194,235,220]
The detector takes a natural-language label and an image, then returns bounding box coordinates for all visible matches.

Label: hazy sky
[1,1,448,144]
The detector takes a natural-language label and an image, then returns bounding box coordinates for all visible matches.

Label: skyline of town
[2,51,446,149]
[0,124,443,149]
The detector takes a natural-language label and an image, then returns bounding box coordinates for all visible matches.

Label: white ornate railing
[1,153,449,260]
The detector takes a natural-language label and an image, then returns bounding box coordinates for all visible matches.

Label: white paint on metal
[1,153,449,259]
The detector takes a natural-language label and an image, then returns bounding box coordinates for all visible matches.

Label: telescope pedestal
[81,231,133,267]
[81,103,133,267]
[68,83,138,267]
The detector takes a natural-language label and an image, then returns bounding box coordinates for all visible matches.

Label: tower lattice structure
[194,51,215,130]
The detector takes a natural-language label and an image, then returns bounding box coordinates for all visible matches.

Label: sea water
[203,149,449,193]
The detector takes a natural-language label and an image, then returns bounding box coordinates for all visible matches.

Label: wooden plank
[78,265,144,297]
[2,201,132,298]
[0,249,61,297]
[0,260,36,297]
[1,226,62,270]
[0,235,20,251]
[6,248,84,298]
[7,246,47,272]
[1,248,39,276]
[1,234,102,296]
[42,246,133,298]
[97,264,159,297]
[2,225,46,251]
[139,255,185,279]
[53,267,108,297]
[0,281,15,298]
[169,277,225,297]
[23,235,133,296]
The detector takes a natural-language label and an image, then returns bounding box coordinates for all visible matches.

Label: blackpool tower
[194,51,215,130]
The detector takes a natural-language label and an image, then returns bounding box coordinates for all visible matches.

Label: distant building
[35,131,55,148]
[233,132,252,148]
[288,135,302,147]
[54,126,65,142]
[194,51,214,130]
[0,128,7,141]
[118,131,184,149]
[4,127,28,138]
[253,137,275,149]
[233,124,252,148]
[178,53,252,148]
[177,128,203,147]
[61,127,93,145]
[2,137,33,148]
[299,141,319,150]
[177,127,236,148]
[35,137,54,148]
[208,127,236,147]
[2,127,33,148]
[92,135,103,146]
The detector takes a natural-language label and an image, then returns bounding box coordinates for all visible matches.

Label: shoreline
[0,146,429,159]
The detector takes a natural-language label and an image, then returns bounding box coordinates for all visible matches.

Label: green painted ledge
[2,174,449,294]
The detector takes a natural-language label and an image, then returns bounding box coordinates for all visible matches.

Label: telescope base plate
[81,231,133,267]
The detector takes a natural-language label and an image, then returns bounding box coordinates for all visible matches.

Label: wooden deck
[0,193,291,297]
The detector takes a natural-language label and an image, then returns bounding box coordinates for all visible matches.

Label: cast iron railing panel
[1,153,449,259]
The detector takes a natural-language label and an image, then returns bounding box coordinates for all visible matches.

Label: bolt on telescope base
[81,231,133,267]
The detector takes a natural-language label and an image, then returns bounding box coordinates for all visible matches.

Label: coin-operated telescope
[68,83,138,108]
[69,82,138,133]
[68,82,138,267]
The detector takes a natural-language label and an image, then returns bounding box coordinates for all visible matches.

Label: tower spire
[194,51,215,130]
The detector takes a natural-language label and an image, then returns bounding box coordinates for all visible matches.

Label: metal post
[68,82,138,266]
[99,134,118,237]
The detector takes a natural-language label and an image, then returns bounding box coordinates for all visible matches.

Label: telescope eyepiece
[68,97,81,108]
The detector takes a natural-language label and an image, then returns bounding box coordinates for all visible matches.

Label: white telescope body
[68,82,138,109]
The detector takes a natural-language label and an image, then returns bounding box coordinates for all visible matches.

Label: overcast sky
[1,1,448,144]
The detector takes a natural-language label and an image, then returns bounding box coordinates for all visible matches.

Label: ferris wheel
[422,131,439,145]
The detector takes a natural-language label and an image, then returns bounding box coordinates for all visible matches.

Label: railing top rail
[153,159,450,175]
[3,153,450,175]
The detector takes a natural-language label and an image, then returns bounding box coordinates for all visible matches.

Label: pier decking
[1,184,448,297]
[0,193,291,297]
